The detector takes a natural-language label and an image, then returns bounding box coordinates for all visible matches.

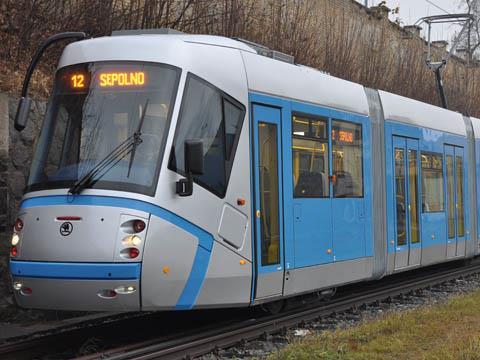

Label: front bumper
[11,261,141,311]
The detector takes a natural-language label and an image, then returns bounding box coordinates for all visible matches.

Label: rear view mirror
[14,97,32,131]
[176,140,204,197]
[14,32,87,132]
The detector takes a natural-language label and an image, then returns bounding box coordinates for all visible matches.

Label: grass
[270,289,480,360]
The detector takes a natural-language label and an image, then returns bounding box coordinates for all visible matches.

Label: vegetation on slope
[272,289,480,360]
[1,0,480,117]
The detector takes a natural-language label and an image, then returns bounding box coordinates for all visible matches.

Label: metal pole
[435,66,448,109]
[427,21,432,62]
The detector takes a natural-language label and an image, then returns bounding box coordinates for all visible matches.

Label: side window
[224,99,243,173]
[421,152,444,212]
[332,120,363,197]
[456,155,465,237]
[292,114,329,197]
[169,74,245,197]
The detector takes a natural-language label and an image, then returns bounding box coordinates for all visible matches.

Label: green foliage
[271,290,480,360]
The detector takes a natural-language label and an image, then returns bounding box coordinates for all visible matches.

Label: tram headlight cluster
[10,217,23,258]
[119,218,147,260]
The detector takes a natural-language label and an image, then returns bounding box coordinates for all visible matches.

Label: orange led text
[99,72,146,87]
[71,74,85,88]
[338,130,353,143]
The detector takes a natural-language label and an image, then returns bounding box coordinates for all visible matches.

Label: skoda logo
[60,222,73,236]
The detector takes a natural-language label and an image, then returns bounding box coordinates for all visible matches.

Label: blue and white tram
[9,31,480,311]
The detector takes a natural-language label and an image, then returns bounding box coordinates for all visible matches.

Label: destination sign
[99,72,146,87]
[68,71,146,89]
[332,129,355,143]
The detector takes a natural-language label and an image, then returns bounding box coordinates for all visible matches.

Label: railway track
[1,260,479,360]
[78,260,480,360]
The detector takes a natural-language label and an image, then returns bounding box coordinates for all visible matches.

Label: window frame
[168,72,246,198]
[25,61,182,196]
[420,151,445,213]
[331,118,364,198]
[291,112,330,199]
[290,113,365,199]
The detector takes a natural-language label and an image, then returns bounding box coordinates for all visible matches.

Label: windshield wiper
[68,99,149,195]
[127,99,149,177]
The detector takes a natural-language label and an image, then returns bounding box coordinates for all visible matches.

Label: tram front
[10,59,181,310]
[9,31,253,311]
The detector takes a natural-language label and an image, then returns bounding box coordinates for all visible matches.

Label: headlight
[13,282,22,291]
[11,234,19,246]
[115,285,136,294]
[122,235,142,247]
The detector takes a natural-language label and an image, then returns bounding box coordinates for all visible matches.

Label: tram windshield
[27,62,181,195]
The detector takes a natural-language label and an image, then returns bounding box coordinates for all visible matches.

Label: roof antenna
[415,14,474,109]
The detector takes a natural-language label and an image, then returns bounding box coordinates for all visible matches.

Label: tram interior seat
[334,171,354,197]
[294,171,324,197]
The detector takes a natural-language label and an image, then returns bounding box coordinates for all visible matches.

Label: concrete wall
[0,94,9,252]
[0,94,45,255]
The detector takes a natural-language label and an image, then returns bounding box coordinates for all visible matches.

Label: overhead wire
[425,0,451,15]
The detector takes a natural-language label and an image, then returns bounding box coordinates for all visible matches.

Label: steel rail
[79,261,480,360]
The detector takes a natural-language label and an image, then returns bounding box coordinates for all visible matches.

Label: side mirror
[176,140,204,197]
[14,97,32,131]
[15,32,87,132]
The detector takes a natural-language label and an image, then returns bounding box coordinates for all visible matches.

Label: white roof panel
[379,90,466,136]
[470,117,480,139]
[242,51,369,116]
[58,35,249,107]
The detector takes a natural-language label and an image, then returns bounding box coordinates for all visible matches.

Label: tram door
[393,136,421,270]
[252,104,285,299]
[445,145,466,258]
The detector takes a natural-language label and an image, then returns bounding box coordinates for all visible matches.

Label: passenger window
[421,152,444,212]
[456,156,465,237]
[408,149,420,243]
[446,155,455,238]
[395,148,407,246]
[258,122,281,266]
[332,121,363,197]
[169,74,245,198]
[292,115,329,198]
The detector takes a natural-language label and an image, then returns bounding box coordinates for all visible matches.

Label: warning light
[71,74,85,88]
[99,72,146,87]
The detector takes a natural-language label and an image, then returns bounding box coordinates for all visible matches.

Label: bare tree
[2,0,480,117]
[455,0,480,62]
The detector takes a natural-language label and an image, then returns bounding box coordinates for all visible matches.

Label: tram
[9,30,479,311]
